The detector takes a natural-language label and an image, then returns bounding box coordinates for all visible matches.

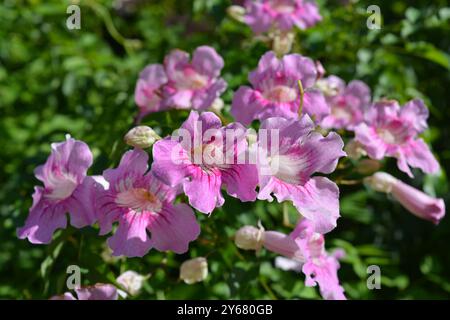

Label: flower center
[331,105,352,121]
[264,85,297,103]
[116,188,162,213]
[377,128,397,145]
[316,79,340,97]
[45,172,78,201]
[190,141,228,169]
[376,120,410,145]
[177,67,208,90]
[268,153,305,185]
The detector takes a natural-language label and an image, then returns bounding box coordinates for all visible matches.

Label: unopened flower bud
[344,139,367,160]
[116,270,145,297]
[180,257,208,284]
[364,172,397,193]
[234,225,264,251]
[272,31,295,57]
[315,79,340,97]
[227,5,246,22]
[124,126,160,149]
[209,98,224,114]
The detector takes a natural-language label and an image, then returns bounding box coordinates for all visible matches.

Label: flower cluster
[354,99,439,177]
[318,75,372,130]
[134,46,227,119]
[19,35,446,300]
[231,51,329,125]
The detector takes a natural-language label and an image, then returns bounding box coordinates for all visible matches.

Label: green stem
[297,79,304,117]
[259,278,278,300]
[83,0,141,55]
[282,202,293,228]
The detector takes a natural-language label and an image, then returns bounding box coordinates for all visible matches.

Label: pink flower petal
[192,46,224,79]
[148,203,200,253]
[302,90,330,121]
[75,284,118,300]
[400,99,429,133]
[103,149,149,191]
[17,187,67,244]
[354,123,387,159]
[404,138,440,175]
[107,211,153,257]
[183,166,224,214]
[221,164,258,202]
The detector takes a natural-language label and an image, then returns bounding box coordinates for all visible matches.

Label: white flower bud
[272,31,295,57]
[344,139,367,160]
[124,126,160,149]
[116,270,145,297]
[234,225,265,251]
[364,172,398,193]
[315,79,340,97]
[209,98,224,114]
[180,257,208,284]
[227,5,246,22]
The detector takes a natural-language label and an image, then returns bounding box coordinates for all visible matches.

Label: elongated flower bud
[364,172,397,193]
[391,178,445,224]
[344,139,367,160]
[124,126,160,149]
[180,257,208,284]
[234,225,264,251]
[272,31,295,57]
[365,172,445,224]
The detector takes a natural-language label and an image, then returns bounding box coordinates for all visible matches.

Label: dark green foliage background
[0,0,449,299]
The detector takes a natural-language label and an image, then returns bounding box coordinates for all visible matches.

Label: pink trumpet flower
[96,148,200,257]
[318,75,371,130]
[231,51,329,125]
[163,46,227,111]
[151,111,259,214]
[235,220,346,300]
[355,99,439,177]
[18,136,98,244]
[134,64,168,118]
[256,115,346,233]
[292,219,346,300]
